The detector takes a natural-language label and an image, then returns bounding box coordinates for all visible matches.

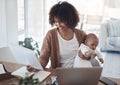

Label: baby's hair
[84,33,98,43]
[86,33,98,40]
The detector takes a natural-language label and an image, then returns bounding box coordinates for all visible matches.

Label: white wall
[0,0,18,47]
[0,0,7,47]
[104,8,120,18]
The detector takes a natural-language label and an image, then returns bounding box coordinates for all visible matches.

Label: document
[12,66,51,82]
[11,66,34,78]
[0,47,17,63]
[0,45,43,70]
[0,64,6,74]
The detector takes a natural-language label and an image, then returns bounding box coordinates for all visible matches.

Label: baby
[73,33,104,67]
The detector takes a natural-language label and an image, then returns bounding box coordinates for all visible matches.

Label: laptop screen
[55,67,102,85]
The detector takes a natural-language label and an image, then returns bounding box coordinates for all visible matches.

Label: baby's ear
[84,40,87,44]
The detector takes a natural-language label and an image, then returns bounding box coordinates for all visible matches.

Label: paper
[0,47,17,63]
[11,66,34,78]
[0,45,43,70]
[0,64,6,74]
[12,66,51,82]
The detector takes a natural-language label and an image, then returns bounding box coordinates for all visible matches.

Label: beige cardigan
[40,28,86,69]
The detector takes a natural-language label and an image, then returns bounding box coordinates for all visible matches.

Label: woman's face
[54,17,69,31]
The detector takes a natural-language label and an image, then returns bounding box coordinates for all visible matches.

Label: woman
[28,1,91,72]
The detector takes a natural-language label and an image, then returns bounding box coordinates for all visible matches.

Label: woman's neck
[58,28,74,40]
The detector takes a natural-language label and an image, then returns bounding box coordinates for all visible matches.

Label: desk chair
[91,58,101,67]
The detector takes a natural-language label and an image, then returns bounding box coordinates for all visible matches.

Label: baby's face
[85,38,98,50]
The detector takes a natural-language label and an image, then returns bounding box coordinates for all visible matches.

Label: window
[68,0,104,36]
[17,0,57,48]
[17,0,25,31]
[18,0,115,47]
[17,0,25,41]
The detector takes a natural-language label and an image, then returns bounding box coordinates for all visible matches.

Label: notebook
[55,67,102,85]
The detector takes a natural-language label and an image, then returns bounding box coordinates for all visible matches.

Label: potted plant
[18,37,40,56]
[12,74,40,85]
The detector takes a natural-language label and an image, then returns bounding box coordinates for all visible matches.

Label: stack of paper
[0,64,6,74]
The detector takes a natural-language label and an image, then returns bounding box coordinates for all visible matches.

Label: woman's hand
[27,65,38,72]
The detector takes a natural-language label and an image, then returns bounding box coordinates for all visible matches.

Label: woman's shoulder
[45,28,57,37]
[47,28,57,33]
[74,28,86,35]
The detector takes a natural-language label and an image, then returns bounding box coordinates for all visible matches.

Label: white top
[57,31,79,68]
[79,43,102,59]
[73,43,103,68]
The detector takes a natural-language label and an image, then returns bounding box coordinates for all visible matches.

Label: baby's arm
[95,50,104,63]
[78,50,91,60]
[79,44,90,57]
[78,44,92,60]
[84,51,93,58]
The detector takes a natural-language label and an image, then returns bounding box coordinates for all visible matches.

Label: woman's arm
[39,31,52,69]
[27,31,51,72]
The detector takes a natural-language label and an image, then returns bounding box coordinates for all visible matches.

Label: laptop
[55,67,102,85]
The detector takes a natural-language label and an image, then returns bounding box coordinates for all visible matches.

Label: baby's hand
[99,58,104,64]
